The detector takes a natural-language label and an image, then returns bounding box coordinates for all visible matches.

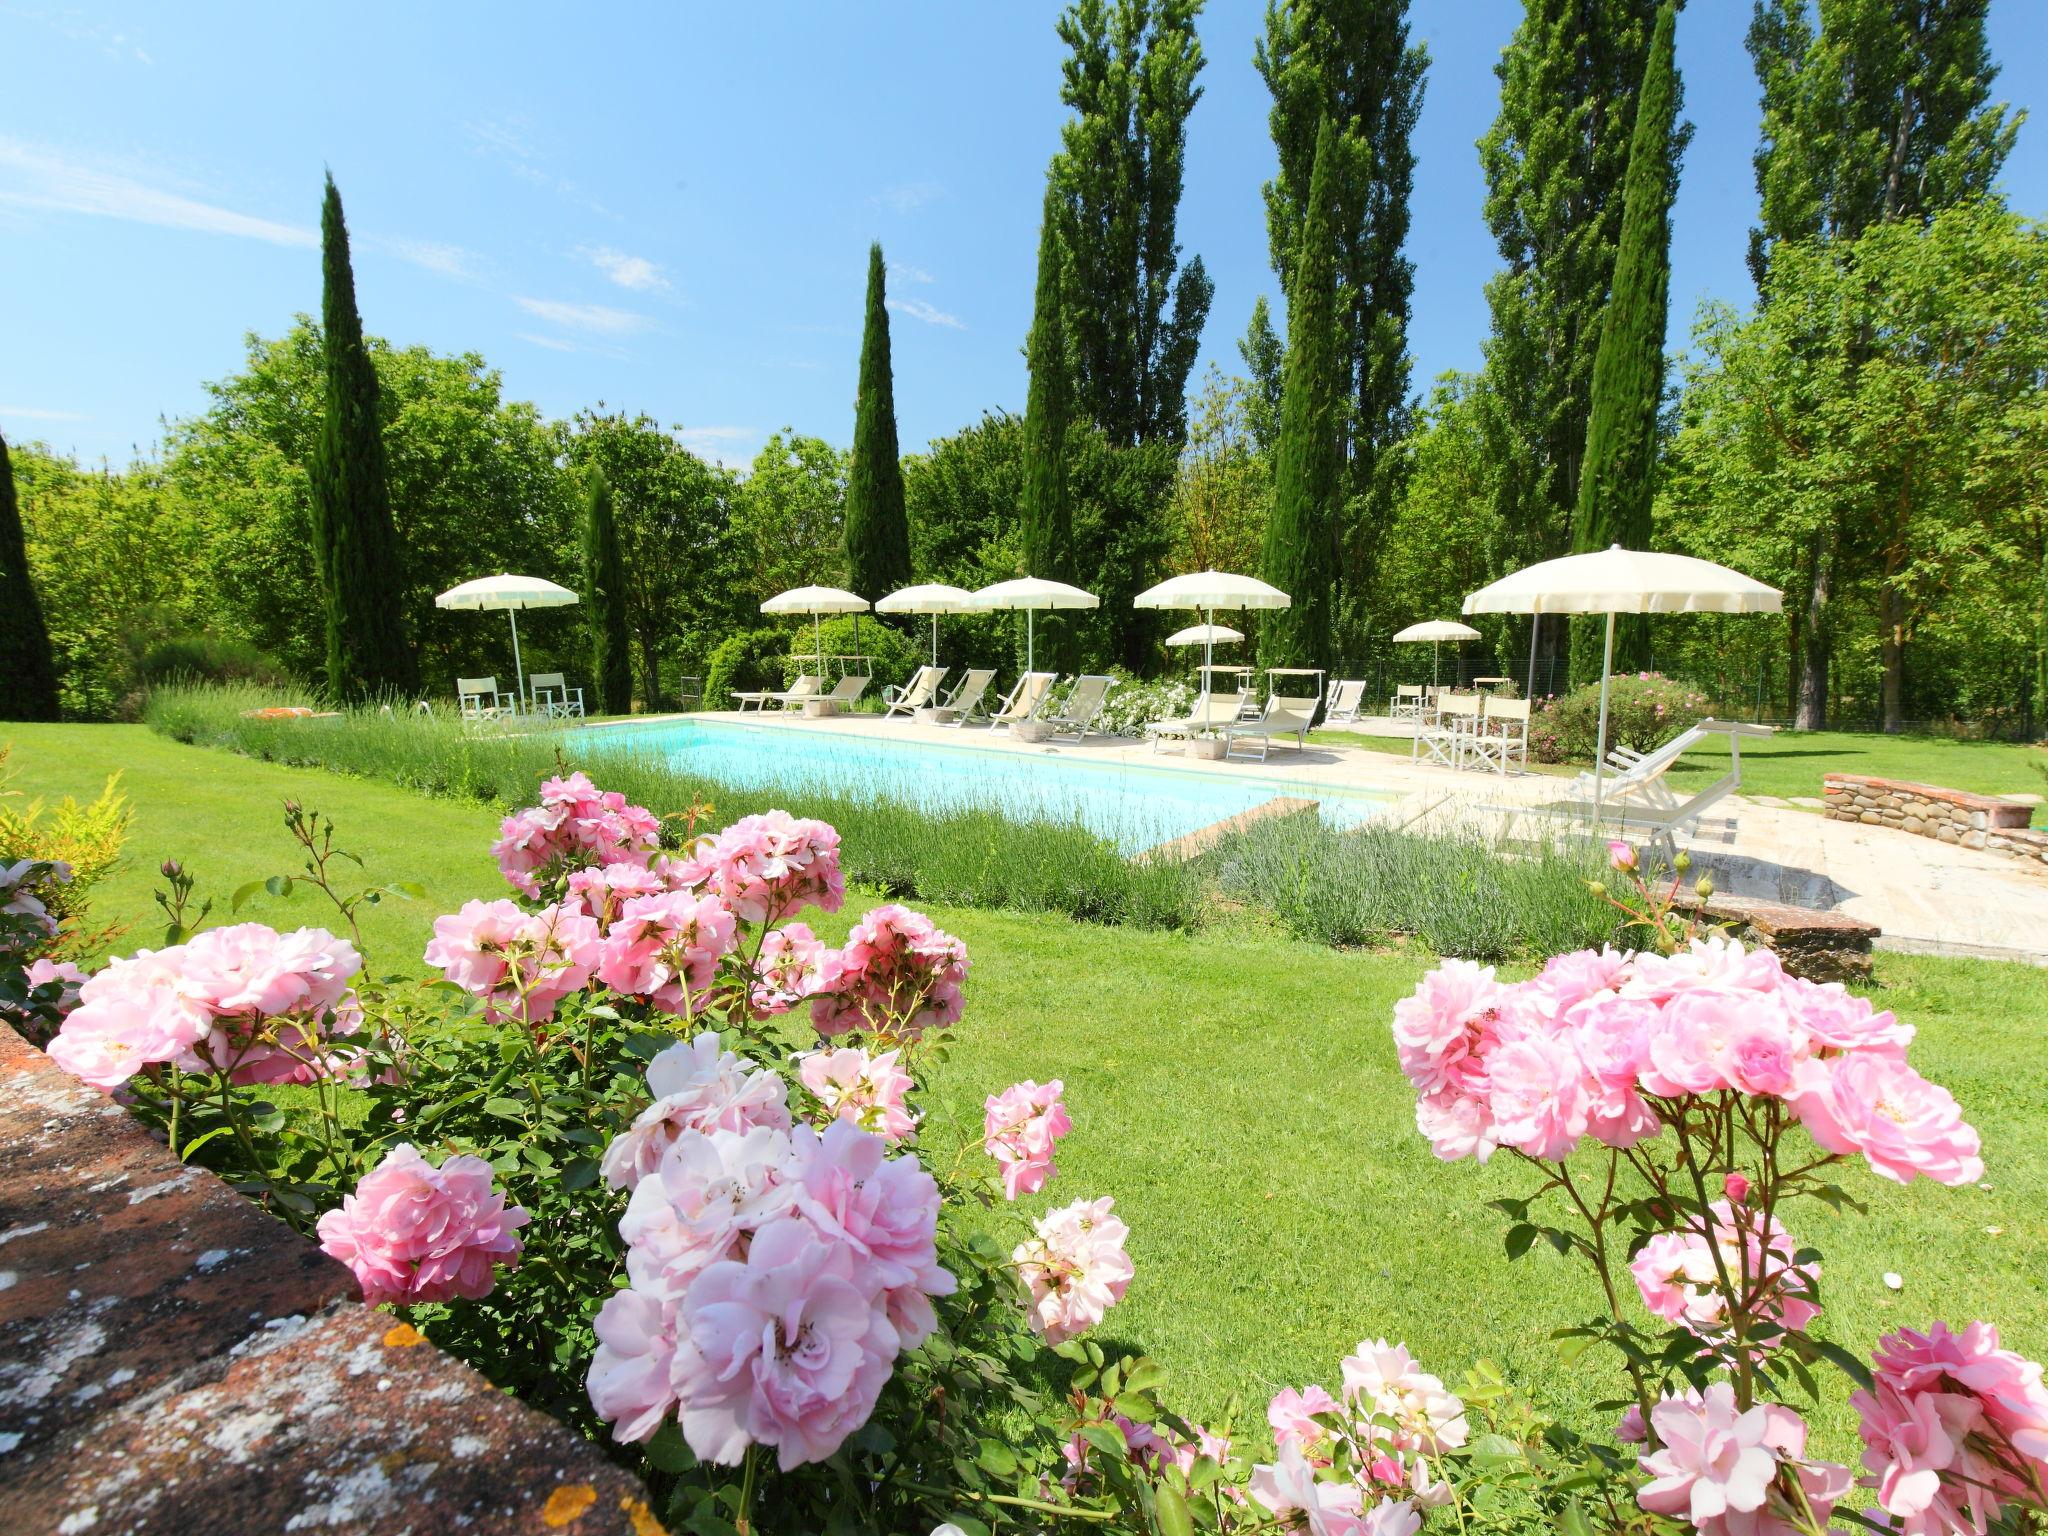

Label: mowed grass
[7,723,2043,1460]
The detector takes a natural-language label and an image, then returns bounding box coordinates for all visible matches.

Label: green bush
[1537,672,1710,763]
[136,632,292,691]
[701,627,790,709]
[799,615,921,695]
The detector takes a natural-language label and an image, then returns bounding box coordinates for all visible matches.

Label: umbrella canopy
[1165,622,1244,648]
[875,582,977,667]
[1392,618,1484,689]
[1463,545,1782,822]
[435,573,579,704]
[1134,569,1289,671]
[972,577,1099,673]
[761,585,870,676]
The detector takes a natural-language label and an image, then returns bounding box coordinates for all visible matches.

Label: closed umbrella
[761,585,870,677]
[972,577,1099,673]
[1464,545,1781,822]
[1391,619,1483,689]
[875,582,977,667]
[1134,570,1290,673]
[435,573,579,707]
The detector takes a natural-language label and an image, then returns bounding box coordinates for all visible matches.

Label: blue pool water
[580,717,1393,852]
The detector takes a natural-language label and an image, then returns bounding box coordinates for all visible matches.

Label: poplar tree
[580,467,633,714]
[309,172,417,702]
[1259,117,1343,678]
[0,429,61,721]
[1573,0,1682,680]
[1255,0,1427,649]
[843,242,911,600]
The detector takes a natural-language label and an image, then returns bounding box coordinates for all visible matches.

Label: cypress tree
[580,467,634,715]
[1020,186,1073,586]
[309,172,416,702]
[1572,0,1681,680]
[1259,116,1343,679]
[0,430,61,721]
[843,243,911,600]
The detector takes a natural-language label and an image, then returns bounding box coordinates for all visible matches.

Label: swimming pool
[579,717,1394,852]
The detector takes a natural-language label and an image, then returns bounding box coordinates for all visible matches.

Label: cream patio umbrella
[1463,545,1781,822]
[1391,618,1483,689]
[435,573,579,707]
[760,585,870,676]
[874,582,977,667]
[1134,570,1291,673]
[972,576,1099,673]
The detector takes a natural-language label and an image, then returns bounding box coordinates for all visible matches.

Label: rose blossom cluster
[1851,1321,2048,1534]
[492,771,662,898]
[677,810,844,924]
[586,1036,956,1469]
[1012,1195,1133,1345]
[983,1078,1071,1199]
[47,922,364,1090]
[810,903,969,1043]
[316,1142,529,1305]
[798,1046,916,1143]
[1392,936,1982,1186]
[1636,1384,1850,1535]
[563,856,694,925]
[1629,1199,1820,1353]
[424,899,602,1029]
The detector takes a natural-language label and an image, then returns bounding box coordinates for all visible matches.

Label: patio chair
[528,671,585,720]
[675,675,703,710]
[1325,679,1367,723]
[809,673,872,714]
[1388,683,1426,722]
[987,671,1057,731]
[1224,688,1320,762]
[1413,692,1480,769]
[935,668,998,727]
[457,676,518,723]
[1146,688,1251,752]
[1041,674,1116,742]
[882,665,947,719]
[733,674,823,711]
[1527,719,1775,865]
[1465,697,1529,776]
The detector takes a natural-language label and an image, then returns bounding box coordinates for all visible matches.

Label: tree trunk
[638,632,661,713]
[1795,524,1833,730]
[1880,583,1905,735]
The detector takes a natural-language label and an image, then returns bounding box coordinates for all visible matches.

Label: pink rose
[749,922,841,1015]
[586,1288,679,1444]
[596,890,737,1015]
[1013,1195,1134,1345]
[810,904,968,1043]
[423,899,601,1029]
[1790,1053,1983,1186]
[315,1143,528,1305]
[798,1046,918,1143]
[983,1078,1072,1199]
[1607,840,1637,871]
[1269,1384,1342,1453]
[678,810,843,925]
[601,1033,791,1191]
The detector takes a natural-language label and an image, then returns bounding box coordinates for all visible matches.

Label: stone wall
[1822,773,2047,867]
[0,1024,663,1536]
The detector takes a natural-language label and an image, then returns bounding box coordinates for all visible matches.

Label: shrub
[700,627,789,709]
[1538,671,1709,763]
[135,631,292,691]
[1095,674,1198,738]
[0,746,130,946]
[798,614,921,695]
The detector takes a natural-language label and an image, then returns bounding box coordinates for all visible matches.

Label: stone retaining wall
[0,1024,662,1536]
[1822,773,2047,867]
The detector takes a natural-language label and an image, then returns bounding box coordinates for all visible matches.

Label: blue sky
[3,2,2043,470]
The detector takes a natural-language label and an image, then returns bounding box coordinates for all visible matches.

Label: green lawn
[6,723,2043,1461]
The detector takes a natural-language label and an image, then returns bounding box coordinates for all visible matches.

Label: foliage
[1093,675,1196,739]
[0,430,62,722]
[843,244,912,603]
[1570,0,1681,683]
[1540,672,1711,764]
[579,469,634,715]
[1048,0,1212,450]
[702,628,793,710]
[1020,185,1074,613]
[1255,0,1428,653]
[1167,369,1271,582]
[727,430,847,605]
[0,744,130,941]
[308,173,418,703]
[1234,296,1284,455]
[792,616,920,695]
[133,630,291,691]
[1211,811,1617,961]
[1260,115,1343,677]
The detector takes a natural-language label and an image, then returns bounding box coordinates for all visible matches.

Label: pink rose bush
[315,1142,529,1305]
[678,809,844,924]
[423,898,602,1032]
[1013,1195,1134,1344]
[1636,1386,1849,1536]
[797,1046,916,1142]
[492,770,662,898]
[983,1077,1072,1199]
[809,902,968,1042]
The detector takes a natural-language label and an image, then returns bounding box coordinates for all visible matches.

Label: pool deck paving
[591,709,2048,966]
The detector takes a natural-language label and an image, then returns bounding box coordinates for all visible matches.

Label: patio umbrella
[1391,618,1483,689]
[1463,545,1781,823]
[435,573,579,706]
[1163,622,1244,648]
[874,582,977,667]
[1134,570,1290,673]
[972,576,1099,673]
[761,585,870,676]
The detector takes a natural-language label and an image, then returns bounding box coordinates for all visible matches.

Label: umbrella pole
[1026,609,1035,674]
[931,615,939,668]
[508,609,526,710]
[1527,614,1539,700]
[813,612,823,678]
[1204,606,1214,675]
[1593,612,1616,829]
[1432,641,1440,688]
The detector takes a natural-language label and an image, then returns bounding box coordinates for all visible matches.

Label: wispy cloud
[578,244,670,293]
[513,296,654,335]
[889,262,935,285]
[677,426,758,469]
[0,403,87,421]
[871,181,944,214]
[8,7,153,64]
[379,236,482,280]
[513,332,630,361]
[466,116,614,217]
[0,138,312,246]
[887,296,966,331]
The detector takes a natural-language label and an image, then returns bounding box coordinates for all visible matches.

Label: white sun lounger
[734,674,823,711]
[1325,679,1367,723]
[1042,674,1116,742]
[1531,718,1775,864]
[1146,688,1251,752]
[882,665,947,718]
[1224,690,1320,762]
[988,671,1057,730]
[935,668,997,726]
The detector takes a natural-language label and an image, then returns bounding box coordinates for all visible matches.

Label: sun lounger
[935,668,997,727]
[734,674,823,711]
[1529,718,1775,864]
[1146,688,1251,752]
[1325,679,1367,723]
[1224,690,1320,762]
[457,676,518,722]
[807,673,871,714]
[1042,674,1116,742]
[987,671,1057,730]
[882,665,947,719]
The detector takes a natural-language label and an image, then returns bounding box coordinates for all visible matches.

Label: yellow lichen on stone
[543,1484,598,1526]
[621,1495,668,1535]
[381,1322,429,1348]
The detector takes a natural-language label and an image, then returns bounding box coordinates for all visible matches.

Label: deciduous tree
[580,468,633,714]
